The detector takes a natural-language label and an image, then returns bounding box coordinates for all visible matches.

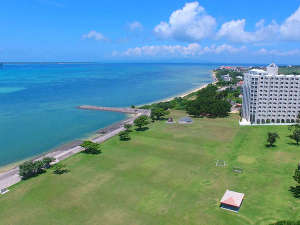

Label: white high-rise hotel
[242,63,300,125]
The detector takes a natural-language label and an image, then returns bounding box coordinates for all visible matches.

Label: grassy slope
[0,111,299,225]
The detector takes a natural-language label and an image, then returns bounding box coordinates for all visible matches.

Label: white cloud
[217,19,279,43]
[82,30,107,41]
[129,21,143,31]
[154,2,216,42]
[217,5,300,43]
[280,6,300,40]
[257,48,300,56]
[114,43,246,57]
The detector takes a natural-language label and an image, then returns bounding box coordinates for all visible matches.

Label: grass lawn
[0,110,299,225]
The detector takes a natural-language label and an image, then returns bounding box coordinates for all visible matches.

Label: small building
[222,74,232,82]
[220,190,245,212]
[236,76,243,80]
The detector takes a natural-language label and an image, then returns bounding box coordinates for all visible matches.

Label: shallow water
[0,63,214,166]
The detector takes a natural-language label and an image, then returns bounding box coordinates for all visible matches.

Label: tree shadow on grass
[53,169,70,175]
[135,127,149,132]
[265,144,278,148]
[120,139,131,141]
[287,142,300,146]
[80,150,101,155]
[289,186,300,198]
[21,170,46,180]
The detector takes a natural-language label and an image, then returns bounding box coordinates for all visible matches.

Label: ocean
[0,63,214,167]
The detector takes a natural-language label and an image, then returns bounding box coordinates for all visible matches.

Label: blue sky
[1,0,300,64]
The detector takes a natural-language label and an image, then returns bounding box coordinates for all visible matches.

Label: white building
[222,74,232,82]
[241,63,300,125]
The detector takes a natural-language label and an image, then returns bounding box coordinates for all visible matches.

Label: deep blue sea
[0,63,214,166]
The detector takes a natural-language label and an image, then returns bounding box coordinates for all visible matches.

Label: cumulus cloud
[217,19,279,43]
[280,6,300,40]
[114,43,246,57]
[217,5,300,43]
[129,21,143,31]
[154,2,216,42]
[82,30,107,41]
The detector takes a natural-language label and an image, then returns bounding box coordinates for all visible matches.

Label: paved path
[0,108,150,191]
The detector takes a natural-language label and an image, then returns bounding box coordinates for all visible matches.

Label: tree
[19,160,45,179]
[267,132,279,147]
[288,123,300,132]
[186,85,231,118]
[209,100,231,117]
[33,160,44,174]
[290,163,300,198]
[291,127,300,145]
[294,163,300,184]
[80,140,101,154]
[19,161,36,179]
[134,115,150,130]
[150,108,170,121]
[124,123,132,131]
[42,157,55,169]
[119,130,131,141]
[53,163,68,175]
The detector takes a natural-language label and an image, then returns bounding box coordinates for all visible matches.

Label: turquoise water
[0,63,214,166]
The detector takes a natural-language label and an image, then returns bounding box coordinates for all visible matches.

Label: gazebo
[220,190,244,212]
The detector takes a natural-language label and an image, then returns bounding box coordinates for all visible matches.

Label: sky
[1,0,300,64]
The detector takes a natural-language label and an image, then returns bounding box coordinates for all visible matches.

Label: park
[0,110,299,225]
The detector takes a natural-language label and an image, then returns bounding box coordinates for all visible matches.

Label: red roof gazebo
[220,190,245,212]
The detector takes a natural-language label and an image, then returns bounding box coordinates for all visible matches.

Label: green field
[0,111,299,225]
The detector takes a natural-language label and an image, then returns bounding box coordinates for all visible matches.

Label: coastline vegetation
[142,84,234,119]
[186,85,231,117]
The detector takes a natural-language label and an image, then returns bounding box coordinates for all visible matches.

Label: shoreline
[0,70,216,189]
[139,70,216,106]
